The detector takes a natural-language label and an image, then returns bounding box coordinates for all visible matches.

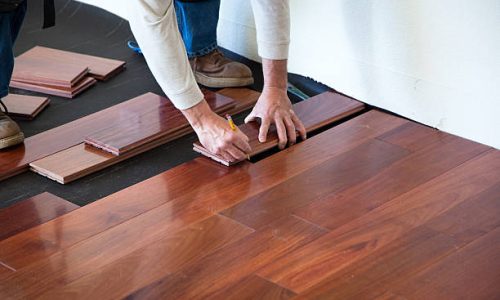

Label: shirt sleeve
[250,0,290,60]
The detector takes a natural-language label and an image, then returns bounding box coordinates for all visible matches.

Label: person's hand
[183,99,251,162]
[245,87,306,149]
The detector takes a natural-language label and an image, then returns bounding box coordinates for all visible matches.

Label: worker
[0,0,307,163]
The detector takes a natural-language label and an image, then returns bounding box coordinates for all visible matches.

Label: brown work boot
[0,100,24,149]
[189,49,254,88]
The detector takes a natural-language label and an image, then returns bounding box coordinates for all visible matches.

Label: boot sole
[0,132,25,149]
[194,72,254,88]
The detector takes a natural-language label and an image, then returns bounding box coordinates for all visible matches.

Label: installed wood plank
[0,192,78,241]
[3,215,253,299]
[10,77,97,99]
[257,150,500,293]
[294,227,458,300]
[293,129,490,230]
[218,87,261,115]
[208,275,296,300]
[126,216,327,300]
[0,90,226,182]
[193,91,365,165]
[84,90,235,155]
[0,111,405,271]
[394,226,500,300]
[377,121,447,152]
[221,138,409,230]
[1,94,50,119]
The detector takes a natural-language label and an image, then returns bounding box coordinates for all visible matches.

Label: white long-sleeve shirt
[79,0,290,110]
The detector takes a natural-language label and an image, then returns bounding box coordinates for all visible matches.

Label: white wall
[218,0,500,149]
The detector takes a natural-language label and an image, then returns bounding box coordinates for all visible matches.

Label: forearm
[262,59,288,90]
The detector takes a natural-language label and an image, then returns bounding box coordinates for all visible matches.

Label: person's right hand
[182,99,251,162]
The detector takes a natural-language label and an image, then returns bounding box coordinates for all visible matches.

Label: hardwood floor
[1,94,50,120]
[0,109,498,299]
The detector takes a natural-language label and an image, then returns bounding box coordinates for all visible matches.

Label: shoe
[0,100,24,149]
[189,49,254,88]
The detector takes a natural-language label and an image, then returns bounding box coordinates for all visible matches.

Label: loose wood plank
[13,46,125,82]
[0,90,228,181]
[1,94,50,119]
[10,77,97,99]
[218,87,261,115]
[257,151,500,293]
[193,91,365,165]
[293,129,490,230]
[0,111,405,271]
[126,216,327,300]
[393,226,500,300]
[0,192,78,241]
[221,138,409,230]
[3,215,253,299]
[84,90,235,155]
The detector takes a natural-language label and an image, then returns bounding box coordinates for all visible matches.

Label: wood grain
[257,151,500,293]
[193,91,365,165]
[1,94,50,119]
[126,216,327,300]
[221,138,410,230]
[0,90,227,182]
[0,192,78,241]
[10,77,97,98]
[13,46,125,82]
[5,215,253,299]
[85,90,235,155]
[208,275,296,300]
[218,87,261,115]
[293,130,490,230]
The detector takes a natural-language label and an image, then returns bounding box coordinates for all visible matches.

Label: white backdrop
[218,0,500,149]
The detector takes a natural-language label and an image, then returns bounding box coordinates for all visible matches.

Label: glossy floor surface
[0,110,498,299]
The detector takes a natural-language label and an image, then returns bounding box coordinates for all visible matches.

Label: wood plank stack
[193,91,365,165]
[1,94,49,119]
[1,110,498,299]
[10,46,125,98]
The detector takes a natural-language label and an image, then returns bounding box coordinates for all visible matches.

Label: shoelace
[0,99,9,114]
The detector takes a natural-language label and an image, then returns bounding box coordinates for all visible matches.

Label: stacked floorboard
[0,110,498,299]
[1,94,50,119]
[10,46,125,98]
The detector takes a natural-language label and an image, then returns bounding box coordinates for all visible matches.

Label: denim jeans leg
[174,0,220,58]
[0,1,27,99]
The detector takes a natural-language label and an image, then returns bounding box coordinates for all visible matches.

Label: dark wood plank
[1,94,50,119]
[209,275,296,300]
[10,76,97,98]
[0,90,226,181]
[0,192,78,241]
[3,215,253,299]
[294,227,458,300]
[126,216,327,300]
[193,91,365,165]
[84,90,235,155]
[257,150,500,293]
[0,262,15,276]
[0,111,405,271]
[221,138,409,229]
[293,130,490,230]
[218,87,261,115]
[376,122,446,152]
[393,226,500,300]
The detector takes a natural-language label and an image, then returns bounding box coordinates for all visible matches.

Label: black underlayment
[0,0,330,207]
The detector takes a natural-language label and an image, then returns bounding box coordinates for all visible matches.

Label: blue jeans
[174,0,220,58]
[0,1,27,99]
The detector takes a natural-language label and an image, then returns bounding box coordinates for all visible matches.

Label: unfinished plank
[221,138,410,230]
[193,91,365,165]
[126,216,327,300]
[84,90,235,155]
[1,94,50,119]
[257,151,500,293]
[293,129,490,230]
[0,90,227,182]
[13,46,125,82]
[0,192,78,241]
[10,76,97,99]
[0,111,406,272]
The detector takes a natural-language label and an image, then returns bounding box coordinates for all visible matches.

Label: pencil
[226,114,237,131]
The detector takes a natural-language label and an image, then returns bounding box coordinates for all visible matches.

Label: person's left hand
[244,87,306,149]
